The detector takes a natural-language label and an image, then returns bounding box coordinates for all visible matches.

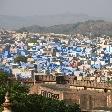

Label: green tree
[0,72,81,112]
[28,38,37,43]
[16,27,28,33]
[0,71,8,84]
[11,94,81,112]
[14,56,27,63]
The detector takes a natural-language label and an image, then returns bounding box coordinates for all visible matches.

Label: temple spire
[2,92,12,112]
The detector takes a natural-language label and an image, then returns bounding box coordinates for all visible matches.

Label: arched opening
[84,86,87,90]
[104,88,108,93]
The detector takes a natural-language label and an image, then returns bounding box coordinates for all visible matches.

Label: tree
[14,56,27,63]
[0,71,8,85]
[0,72,81,112]
[11,94,81,112]
[16,27,28,33]
[28,38,37,43]
[0,80,29,111]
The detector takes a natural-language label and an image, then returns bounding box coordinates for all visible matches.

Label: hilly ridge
[17,20,112,35]
[0,14,104,29]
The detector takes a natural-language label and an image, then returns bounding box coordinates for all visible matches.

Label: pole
[32,69,35,85]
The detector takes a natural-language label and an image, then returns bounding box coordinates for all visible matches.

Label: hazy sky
[0,0,112,18]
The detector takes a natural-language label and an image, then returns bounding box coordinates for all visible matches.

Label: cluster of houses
[0,29,112,83]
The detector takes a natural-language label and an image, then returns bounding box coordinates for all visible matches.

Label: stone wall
[36,85,63,100]
[29,84,112,111]
[35,75,56,82]
[32,75,112,91]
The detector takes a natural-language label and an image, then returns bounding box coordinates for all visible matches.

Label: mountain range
[17,20,112,35]
[0,13,107,29]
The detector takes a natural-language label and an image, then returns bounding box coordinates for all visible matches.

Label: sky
[0,0,112,18]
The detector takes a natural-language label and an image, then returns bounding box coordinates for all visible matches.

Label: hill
[0,13,103,29]
[17,20,112,35]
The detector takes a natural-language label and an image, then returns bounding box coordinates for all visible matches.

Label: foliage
[0,73,81,112]
[0,80,29,111]
[16,27,28,33]
[14,55,27,63]
[108,80,112,84]
[28,38,37,43]
[11,94,81,112]
[0,71,8,84]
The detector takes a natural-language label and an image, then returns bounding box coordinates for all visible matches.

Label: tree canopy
[0,72,81,112]
[14,55,27,63]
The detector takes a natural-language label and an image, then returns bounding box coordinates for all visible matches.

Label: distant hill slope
[0,14,104,29]
[17,20,112,35]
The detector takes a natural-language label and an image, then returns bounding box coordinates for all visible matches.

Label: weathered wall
[29,84,112,111]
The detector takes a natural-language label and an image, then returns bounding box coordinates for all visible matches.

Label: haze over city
[0,0,112,18]
[1,0,112,112]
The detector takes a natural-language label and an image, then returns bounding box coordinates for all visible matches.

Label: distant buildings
[1,29,112,111]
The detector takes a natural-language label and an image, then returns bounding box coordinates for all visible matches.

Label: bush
[0,75,81,112]
[14,56,27,63]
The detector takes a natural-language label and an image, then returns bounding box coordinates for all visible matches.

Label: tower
[2,92,12,112]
